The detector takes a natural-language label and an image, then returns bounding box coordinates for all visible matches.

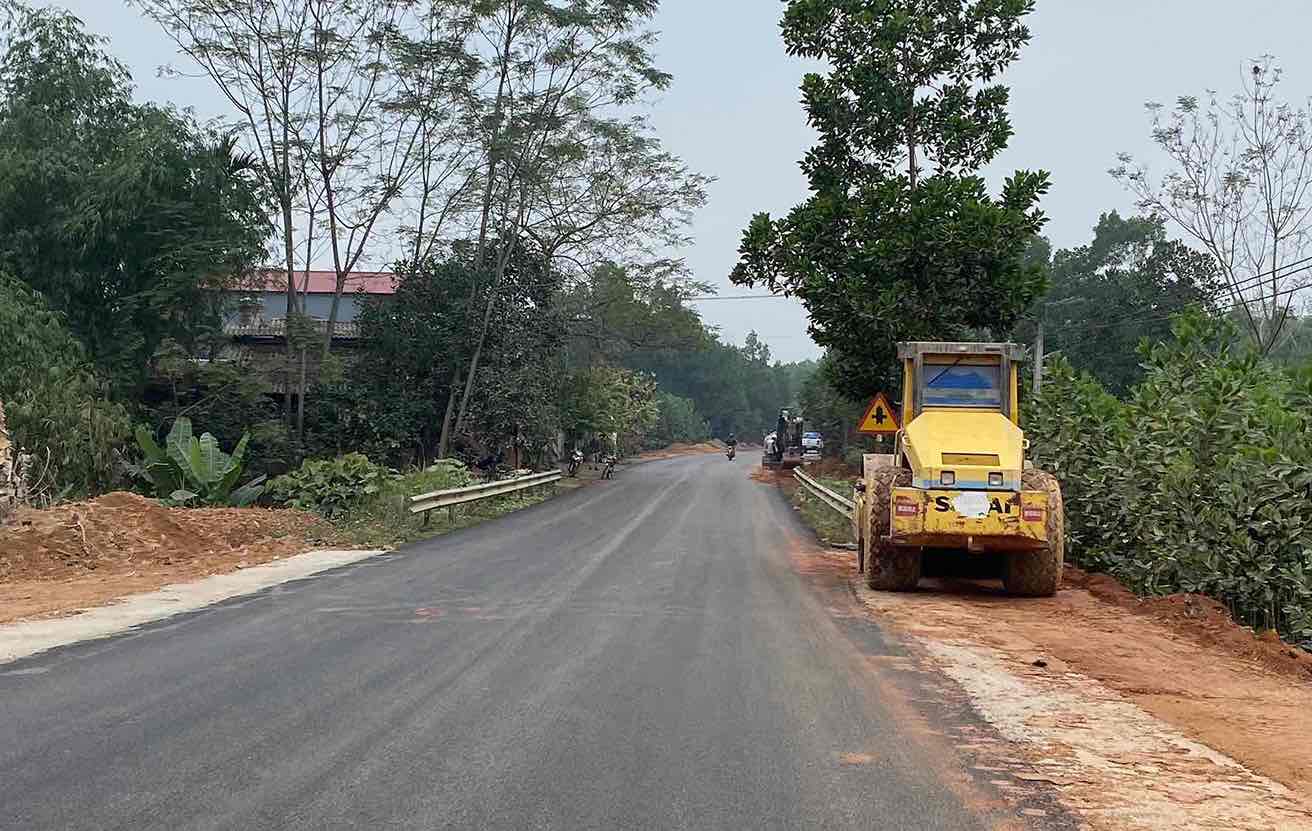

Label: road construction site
[2,451,1309,829]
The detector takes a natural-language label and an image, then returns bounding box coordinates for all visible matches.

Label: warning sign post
[857,393,899,435]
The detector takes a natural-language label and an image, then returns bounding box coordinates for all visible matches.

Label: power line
[1041,257,1312,346]
[1052,262,1312,356]
[1199,253,1312,300]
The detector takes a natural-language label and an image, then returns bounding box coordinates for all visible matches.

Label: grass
[790,472,859,547]
[333,465,560,548]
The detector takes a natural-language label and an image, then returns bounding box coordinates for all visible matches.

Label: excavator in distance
[762,408,811,470]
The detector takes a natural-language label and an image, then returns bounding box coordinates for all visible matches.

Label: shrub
[267,453,391,519]
[843,446,867,470]
[131,416,266,506]
[143,346,291,478]
[1028,310,1312,639]
[0,273,133,497]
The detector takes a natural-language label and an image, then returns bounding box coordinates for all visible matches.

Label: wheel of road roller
[1003,469,1065,597]
[865,467,921,592]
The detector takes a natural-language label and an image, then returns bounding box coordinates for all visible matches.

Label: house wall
[227,291,369,323]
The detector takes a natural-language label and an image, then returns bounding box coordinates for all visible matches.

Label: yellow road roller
[852,342,1064,596]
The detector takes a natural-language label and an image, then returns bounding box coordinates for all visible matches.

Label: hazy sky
[31,1,1312,361]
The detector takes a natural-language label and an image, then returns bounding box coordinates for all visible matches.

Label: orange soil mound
[0,492,340,623]
[1063,566,1312,682]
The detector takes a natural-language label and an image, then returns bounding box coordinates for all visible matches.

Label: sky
[31,0,1312,362]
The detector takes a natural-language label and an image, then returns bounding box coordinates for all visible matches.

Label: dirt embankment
[0,492,340,624]
[636,441,725,461]
[791,540,1312,829]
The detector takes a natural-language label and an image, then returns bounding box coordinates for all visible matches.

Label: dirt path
[634,440,726,461]
[793,544,1312,829]
[0,492,342,624]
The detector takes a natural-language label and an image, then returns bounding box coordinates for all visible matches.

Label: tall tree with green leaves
[731,0,1050,398]
[0,1,269,390]
[1017,213,1224,394]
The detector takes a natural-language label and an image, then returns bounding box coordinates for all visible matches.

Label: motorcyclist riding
[726,432,737,460]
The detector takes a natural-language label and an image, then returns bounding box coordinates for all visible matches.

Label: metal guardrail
[409,470,563,516]
[793,468,855,519]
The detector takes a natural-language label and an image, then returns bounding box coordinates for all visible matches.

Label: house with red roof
[225,269,396,341]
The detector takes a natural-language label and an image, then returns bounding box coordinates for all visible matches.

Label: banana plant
[133,417,265,506]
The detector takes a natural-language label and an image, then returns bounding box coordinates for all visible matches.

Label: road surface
[0,455,1050,830]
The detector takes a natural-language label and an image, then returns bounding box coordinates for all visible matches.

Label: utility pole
[1033,320,1045,396]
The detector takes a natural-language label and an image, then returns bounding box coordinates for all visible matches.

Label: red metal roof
[247,269,396,295]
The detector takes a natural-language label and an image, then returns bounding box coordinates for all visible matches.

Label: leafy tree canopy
[1017,212,1224,394]
[732,0,1049,399]
[0,1,269,390]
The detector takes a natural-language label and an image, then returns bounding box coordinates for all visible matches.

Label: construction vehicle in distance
[851,342,1064,596]
[762,408,809,469]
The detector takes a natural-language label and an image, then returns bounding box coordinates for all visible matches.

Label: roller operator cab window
[922,361,1002,408]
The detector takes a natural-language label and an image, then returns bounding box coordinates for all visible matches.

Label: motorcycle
[726,445,736,461]
[601,454,617,479]
[567,449,584,477]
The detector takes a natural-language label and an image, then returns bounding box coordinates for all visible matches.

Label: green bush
[267,453,392,518]
[0,273,133,497]
[843,447,867,470]
[143,345,293,479]
[325,460,489,547]
[131,416,265,506]
[1028,310,1312,640]
[398,459,474,495]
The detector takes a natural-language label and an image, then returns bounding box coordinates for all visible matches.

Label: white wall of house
[226,291,371,324]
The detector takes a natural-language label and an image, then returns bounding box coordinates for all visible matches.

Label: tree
[0,2,269,389]
[131,0,472,334]
[339,254,482,466]
[437,0,709,456]
[798,354,864,457]
[732,0,1050,399]
[561,262,707,368]
[1113,56,1312,355]
[650,392,709,448]
[559,365,658,455]
[1019,213,1225,393]
[332,241,566,468]
[132,0,479,436]
[627,334,810,440]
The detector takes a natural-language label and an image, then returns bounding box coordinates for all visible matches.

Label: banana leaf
[165,417,194,473]
[217,433,252,497]
[230,475,266,507]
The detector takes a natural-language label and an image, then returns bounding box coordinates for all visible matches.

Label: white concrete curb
[0,548,386,665]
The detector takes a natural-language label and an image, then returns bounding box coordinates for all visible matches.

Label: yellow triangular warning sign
[858,393,899,435]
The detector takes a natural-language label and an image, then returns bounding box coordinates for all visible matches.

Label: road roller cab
[853,342,1064,597]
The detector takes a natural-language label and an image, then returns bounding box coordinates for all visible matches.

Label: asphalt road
[1,455,1017,830]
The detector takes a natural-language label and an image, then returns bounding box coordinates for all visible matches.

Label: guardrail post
[447,505,455,525]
